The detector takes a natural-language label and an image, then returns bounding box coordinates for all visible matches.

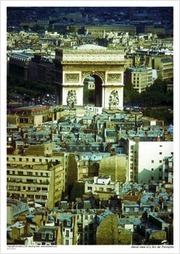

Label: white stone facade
[127,140,173,183]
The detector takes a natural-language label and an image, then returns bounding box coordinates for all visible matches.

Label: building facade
[84,176,121,199]
[125,139,173,183]
[8,52,32,80]
[7,105,53,127]
[124,66,153,93]
[7,155,65,209]
[162,156,173,183]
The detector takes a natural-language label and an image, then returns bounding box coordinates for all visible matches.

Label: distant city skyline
[7,7,173,23]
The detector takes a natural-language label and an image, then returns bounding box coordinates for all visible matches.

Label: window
[151,160,154,163]
[20,118,28,123]
[84,233,88,240]
[84,225,88,231]
[89,233,93,239]
[27,179,33,183]
[66,220,71,227]
[65,230,69,237]
[89,223,94,229]
[49,233,53,240]
[41,233,46,240]
[159,152,162,155]
[65,239,69,245]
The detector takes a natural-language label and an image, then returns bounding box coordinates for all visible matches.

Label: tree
[124,83,138,104]
[124,79,173,108]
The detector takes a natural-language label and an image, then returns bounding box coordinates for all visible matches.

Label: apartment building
[154,57,173,81]
[84,25,136,38]
[138,140,173,183]
[76,210,97,245]
[8,52,33,80]
[28,54,55,84]
[7,105,54,127]
[123,138,173,183]
[124,66,153,93]
[33,226,61,245]
[75,152,110,180]
[57,213,78,245]
[84,176,121,200]
[7,155,65,209]
[127,138,139,182]
[162,156,173,183]
[7,198,29,225]
[57,211,96,245]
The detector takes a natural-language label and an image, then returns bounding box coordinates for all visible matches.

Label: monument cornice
[62,61,125,65]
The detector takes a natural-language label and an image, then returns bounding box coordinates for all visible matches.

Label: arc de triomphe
[54,44,125,109]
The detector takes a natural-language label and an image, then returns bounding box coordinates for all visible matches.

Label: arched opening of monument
[83,74,102,107]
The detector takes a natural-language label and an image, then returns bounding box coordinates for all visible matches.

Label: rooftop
[77,44,107,50]
[9,52,33,61]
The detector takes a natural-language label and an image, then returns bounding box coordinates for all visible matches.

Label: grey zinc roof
[118,217,141,226]
[10,52,33,60]
[57,213,73,222]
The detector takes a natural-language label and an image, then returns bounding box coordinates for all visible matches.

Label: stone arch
[83,73,103,107]
[54,45,125,109]
[82,71,105,85]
